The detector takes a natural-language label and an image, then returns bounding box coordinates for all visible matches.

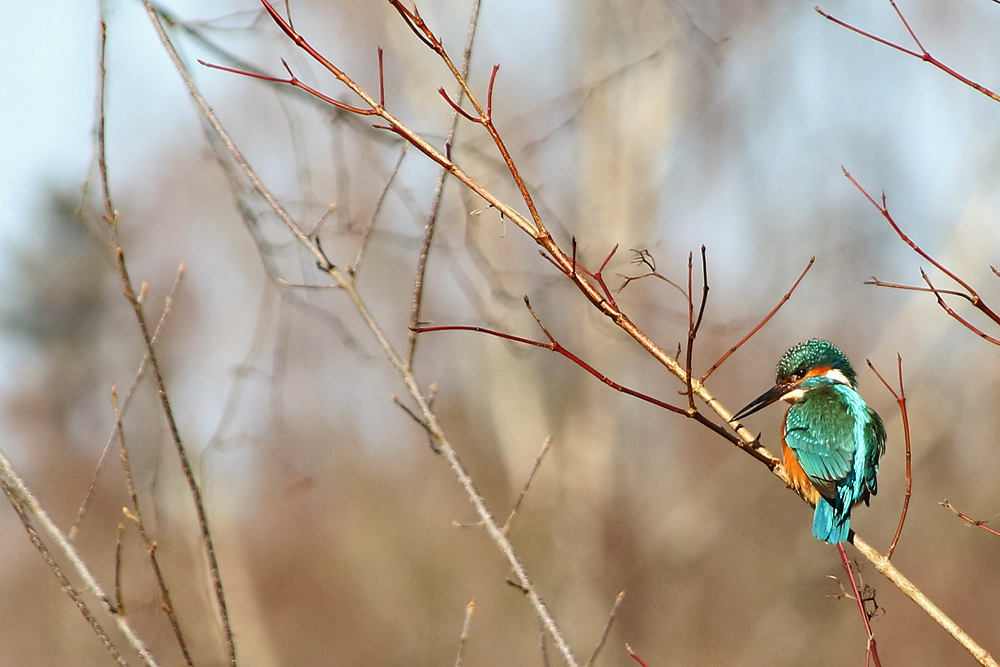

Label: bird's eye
[793,369,806,380]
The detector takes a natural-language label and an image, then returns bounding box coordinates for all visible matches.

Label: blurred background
[1,0,999,665]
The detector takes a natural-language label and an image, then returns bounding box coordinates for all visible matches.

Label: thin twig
[816,3,1000,103]
[114,521,125,615]
[96,20,114,223]
[1,482,130,667]
[866,356,911,559]
[0,447,159,666]
[845,167,1000,345]
[941,501,1000,538]
[349,142,408,275]
[625,644,649,667]
[454,599,476,667]
[502,437,553,535]
[864,279,977,303]
[71,264,185,541]
[620,249,687,298]
[407,0,483,369]
[114,244,235,666]
[115,387,195,665]
[584,591,625,667]
[920,271,1000,345]
[701,256,815,382]
[419,316,687,417]
[837,544,882,667]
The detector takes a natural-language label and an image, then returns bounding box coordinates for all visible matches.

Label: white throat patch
[824,368,852,386]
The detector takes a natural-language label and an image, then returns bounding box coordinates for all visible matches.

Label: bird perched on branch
[732,339,886,544]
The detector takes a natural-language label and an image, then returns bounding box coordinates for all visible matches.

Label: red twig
[919,271,1000,346]
[625,644,649,667]
[567,242,620,308]
[845,168,1000,346]
[866,356,911,559]
[416,297,750,452]
[377,47,385,107]
[385,0,546,235]
[439,88,482,123]
[486,64,499,117]
[941,501,1000,538]
[199,59,377,115]
[700,256,815,382]
[416,312,687,417]
[837,544,882,667]
[816,2,1000,103]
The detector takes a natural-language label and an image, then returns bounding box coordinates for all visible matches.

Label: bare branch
[407,0,483,369]
[0,447,159,666]
[113,244,235,666]
[845,167,1000,345]
[701,256,815,382]
[836,543,882,667]
[866,356,912,559]
[584,591,626,667]
[941,501,1000,538]
[1,482,130,667]
[454,599,476,667]
[816,3,1000,103]
[502,437,553,535]
[349,142,409,275]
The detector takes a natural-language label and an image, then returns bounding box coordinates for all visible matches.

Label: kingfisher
[731,339,886,544]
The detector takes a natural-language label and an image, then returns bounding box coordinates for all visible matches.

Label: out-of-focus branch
[584,591,625,667]
[114,387,195,666]
[406,0,483,369]
[113,245,236,667]
[0,447,159,667]
[453,599,476,667]
[1,481,129,667]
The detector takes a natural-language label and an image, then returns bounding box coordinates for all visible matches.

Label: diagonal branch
[816,2,1000,103]
[0,447,159,666]
[701,256,815,382]
[845,167,1000,346]
[941,501,1000,538]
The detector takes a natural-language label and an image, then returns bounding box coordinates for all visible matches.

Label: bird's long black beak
[731,383,794,422]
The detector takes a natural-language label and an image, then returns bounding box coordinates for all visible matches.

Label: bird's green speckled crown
[776,339,857,387]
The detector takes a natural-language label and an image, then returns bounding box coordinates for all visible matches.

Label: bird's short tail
[813,497,850,544]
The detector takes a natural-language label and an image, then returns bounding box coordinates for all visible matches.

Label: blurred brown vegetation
[2,0,999,665]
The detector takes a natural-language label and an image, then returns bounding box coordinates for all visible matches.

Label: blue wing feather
[784,378,886,543]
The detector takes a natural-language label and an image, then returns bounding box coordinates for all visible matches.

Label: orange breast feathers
[781,433,821,505]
